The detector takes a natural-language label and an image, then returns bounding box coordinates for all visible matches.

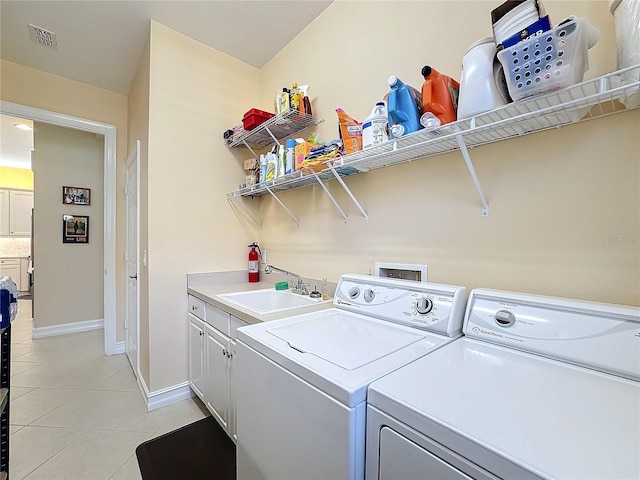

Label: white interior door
[125,140,140,376]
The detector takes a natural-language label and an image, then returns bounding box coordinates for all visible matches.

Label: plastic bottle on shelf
[285,139,296,174]
[299,85,312,115]
[420,66,460,125]
[387,75,422,138]
[278,144,286,177]
[259,154,267,184]
[279,88,290,114]
[362,102,390,149]
[290,83,301,112]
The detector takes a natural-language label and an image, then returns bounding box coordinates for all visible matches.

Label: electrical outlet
[261,249,267,264]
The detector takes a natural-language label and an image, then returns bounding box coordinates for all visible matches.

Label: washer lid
[267,314,424,370]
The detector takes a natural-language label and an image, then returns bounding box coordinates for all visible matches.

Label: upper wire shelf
[227,109,324,149]
[229,65,639,199]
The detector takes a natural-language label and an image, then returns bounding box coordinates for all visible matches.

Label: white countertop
[187,271,332,325]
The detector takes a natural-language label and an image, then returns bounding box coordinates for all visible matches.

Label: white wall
[33,122,104,327]
[143,22,261,391]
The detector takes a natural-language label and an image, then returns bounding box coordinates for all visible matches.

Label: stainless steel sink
[218,288,329,315]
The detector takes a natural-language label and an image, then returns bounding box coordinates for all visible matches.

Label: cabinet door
[204,323,230,433]
[0,190,9,236]
[188,314,205,400]
[229,315,248,443]
[9,190,33,236]
[20,258,29,292]
[0,261,21,290]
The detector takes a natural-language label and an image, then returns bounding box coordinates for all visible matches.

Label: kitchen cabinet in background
[0,259,21,290]
[0,189,33,236]
[0,258,29,292]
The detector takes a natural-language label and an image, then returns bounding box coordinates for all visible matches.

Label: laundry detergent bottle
[362,102,389,149]
[387,75,422,138]
[421,66,460,126]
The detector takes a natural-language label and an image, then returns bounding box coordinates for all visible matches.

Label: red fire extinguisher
[248,242,260,283]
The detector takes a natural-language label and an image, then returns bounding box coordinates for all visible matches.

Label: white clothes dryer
[366,288,640,480]
[235,274,468,480]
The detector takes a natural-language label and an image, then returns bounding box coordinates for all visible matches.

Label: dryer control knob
[363,289,376,303]
[495,309,516,327]
[348,287,360,299]
[416,297,434,314]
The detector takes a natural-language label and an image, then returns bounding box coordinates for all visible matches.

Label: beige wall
[0,60,129,338]
[33,123,104,327]
[128,36,151,385]
[251,0,639,306]
[145,23,260,391]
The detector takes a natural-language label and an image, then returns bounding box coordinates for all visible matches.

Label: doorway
[1,100,118,355]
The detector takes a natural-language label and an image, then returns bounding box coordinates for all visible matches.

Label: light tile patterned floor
[9,299,209,479]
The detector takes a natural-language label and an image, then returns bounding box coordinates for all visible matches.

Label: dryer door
[379,426,472,480]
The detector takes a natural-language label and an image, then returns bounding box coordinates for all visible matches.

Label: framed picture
[63,186,91,206]
[63,214,89,243]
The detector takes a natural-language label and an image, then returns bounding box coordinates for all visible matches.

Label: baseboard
[139,377,194,412]
[114,341,125,354]
[32,318,103,339]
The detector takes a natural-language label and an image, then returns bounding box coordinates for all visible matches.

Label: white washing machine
[235,273,468,480]
[366,288,640,480]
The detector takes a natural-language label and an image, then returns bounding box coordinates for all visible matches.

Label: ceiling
[0,0,333,170]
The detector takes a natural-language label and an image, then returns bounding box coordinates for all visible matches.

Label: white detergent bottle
[362,102,389,149]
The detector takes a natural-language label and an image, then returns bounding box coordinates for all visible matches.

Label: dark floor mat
[136,416,235,480]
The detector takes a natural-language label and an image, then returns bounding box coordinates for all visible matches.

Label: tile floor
[9,298,210,480]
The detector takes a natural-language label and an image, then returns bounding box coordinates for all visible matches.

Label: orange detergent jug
[420,66,460,125]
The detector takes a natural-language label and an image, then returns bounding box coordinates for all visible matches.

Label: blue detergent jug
[387,75,422,138]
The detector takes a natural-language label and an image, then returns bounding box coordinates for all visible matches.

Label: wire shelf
[227,109,323,148]
[228,65,639,200]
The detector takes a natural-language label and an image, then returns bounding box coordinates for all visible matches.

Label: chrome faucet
[264,265,308,295]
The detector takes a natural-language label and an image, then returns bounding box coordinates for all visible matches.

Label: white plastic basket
[497,17,590,101]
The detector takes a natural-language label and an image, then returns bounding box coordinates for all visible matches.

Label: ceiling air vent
[27,23,57,49]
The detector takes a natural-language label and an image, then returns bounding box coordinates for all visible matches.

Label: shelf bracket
[454,130,490,217]
[263,127,280,146]
[327,165,368,223]
[265,186,300,227]
[227,195,262,229]
[312,172,349,223]
[241,140,259,160]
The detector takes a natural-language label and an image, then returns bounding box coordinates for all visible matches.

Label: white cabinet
[0,190,9,236]
[187,294,248,442]
[204,323,230,433]
[0,259,20,289]
[0,189,33,236]
[188,312,205,400]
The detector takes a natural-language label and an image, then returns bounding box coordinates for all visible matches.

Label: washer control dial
[416,297,434,315]
[363,289,376,303]
[495,309,516,327]
[348,287,360,299]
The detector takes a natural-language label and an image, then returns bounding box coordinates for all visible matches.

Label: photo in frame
[63,214,89,243]
[63,186,91,205]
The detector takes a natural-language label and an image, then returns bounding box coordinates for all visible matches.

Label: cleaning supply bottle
[299,85,312,115]
[362,102,389,149]
[266,151,278,180]
[420,66,460,126]
[285,139,296,174]
[290,83,301,112]
[279,88,290,114]
[387,75,422,138]
[259,154,267,184]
